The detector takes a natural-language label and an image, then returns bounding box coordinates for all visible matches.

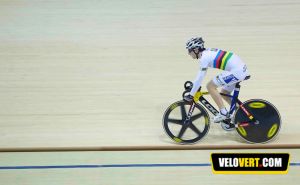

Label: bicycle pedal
[221,122,235,131]
[224,118,231,122]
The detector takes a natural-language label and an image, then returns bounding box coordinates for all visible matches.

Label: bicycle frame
[192,83,257,125]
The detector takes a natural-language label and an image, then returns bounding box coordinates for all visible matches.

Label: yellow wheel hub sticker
[267,124,278,138]
[249,102,266,108]
[237,124,247,137]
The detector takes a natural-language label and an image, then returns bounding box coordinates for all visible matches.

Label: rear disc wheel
[234,99,281,143]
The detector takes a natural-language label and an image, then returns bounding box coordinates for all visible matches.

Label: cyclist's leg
[217,69,248,105]
[208,71,234,110]
[220,88,233,105]
[206,80,225,110]
[209,71,245,120]
[207,79,229,122]
[221,85,241,113]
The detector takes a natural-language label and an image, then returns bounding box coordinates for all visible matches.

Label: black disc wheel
[234,99,281,143]
[163,100,210,144]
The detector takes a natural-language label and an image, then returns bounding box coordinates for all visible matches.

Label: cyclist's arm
[190,67,207,96]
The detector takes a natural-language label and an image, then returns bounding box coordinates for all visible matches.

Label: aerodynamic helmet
[186,37,205,52]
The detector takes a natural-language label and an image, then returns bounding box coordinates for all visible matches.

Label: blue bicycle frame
[195,82,257,124]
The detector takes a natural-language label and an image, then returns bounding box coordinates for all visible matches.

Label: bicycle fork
[185,102,196,123]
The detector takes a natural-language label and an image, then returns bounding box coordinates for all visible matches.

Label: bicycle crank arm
[237,120,260,128]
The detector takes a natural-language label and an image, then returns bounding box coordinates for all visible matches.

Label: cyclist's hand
[183,94,194,102]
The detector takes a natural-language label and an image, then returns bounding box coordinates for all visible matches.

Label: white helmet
[186,37,205,51]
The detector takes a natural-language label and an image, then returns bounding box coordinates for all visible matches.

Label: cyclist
[183,37,249,123]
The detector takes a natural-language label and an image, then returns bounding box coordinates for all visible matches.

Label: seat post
[229,83,241,114]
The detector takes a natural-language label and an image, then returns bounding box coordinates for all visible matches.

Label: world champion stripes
[213,50,233,70]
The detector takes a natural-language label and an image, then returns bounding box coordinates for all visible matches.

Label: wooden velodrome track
[0,0,300,184]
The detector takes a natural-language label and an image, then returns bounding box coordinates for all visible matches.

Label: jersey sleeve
[199,52,210,69]
[190,69,207,96]
[189,54,209,96]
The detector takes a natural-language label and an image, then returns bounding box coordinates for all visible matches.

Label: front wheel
[162,100,210,144]
[233,99,281,143]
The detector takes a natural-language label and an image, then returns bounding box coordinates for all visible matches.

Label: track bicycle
[162,75,281,144]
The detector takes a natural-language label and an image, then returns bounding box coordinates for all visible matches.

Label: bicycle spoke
[177,124,189,139]
[191,112,205,121]
[168,118,183,125]
[189,123,202,135]
[180,104,187,119]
